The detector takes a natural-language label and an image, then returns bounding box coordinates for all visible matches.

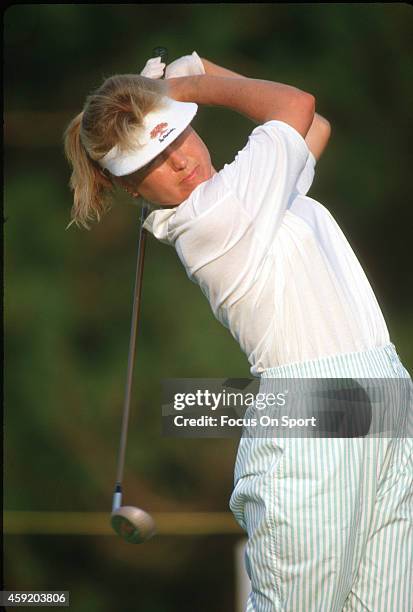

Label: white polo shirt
[143,120,390,376]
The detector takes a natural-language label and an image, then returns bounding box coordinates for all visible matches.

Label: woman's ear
[95,166,114,190]
[98,167,110,180]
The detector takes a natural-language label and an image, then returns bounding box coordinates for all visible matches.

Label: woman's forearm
[166,74,315,138]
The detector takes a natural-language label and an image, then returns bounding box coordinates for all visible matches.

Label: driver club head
[111,506,156,544]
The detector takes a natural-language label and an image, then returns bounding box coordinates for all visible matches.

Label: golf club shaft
[112,47,168,513]
[113,205,149,509]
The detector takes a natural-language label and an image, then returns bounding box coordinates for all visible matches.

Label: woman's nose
[167,148,188,170]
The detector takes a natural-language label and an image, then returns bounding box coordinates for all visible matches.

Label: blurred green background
[4,4,413,611]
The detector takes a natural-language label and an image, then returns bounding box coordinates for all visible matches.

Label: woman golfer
[64,53,412,611]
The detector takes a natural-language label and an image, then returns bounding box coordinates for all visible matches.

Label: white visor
[98,97,198,177]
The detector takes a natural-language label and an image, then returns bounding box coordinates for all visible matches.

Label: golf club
[110,46,168,544]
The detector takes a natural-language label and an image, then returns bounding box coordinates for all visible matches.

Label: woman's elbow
[299,91,316,112]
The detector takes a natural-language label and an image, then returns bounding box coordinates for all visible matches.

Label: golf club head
[111,506,156,544]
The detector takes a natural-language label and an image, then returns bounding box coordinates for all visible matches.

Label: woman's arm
[166,71,315,139]
[304,113,331,161]
[199,57,330,160]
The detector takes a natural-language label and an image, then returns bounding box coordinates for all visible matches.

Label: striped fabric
[229,342,413,611]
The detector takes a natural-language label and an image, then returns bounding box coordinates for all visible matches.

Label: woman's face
[116,126,216,206]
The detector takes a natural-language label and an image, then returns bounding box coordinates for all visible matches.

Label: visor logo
[159,128,175,142]
[150,122,169,139]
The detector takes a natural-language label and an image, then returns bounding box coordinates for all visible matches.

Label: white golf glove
[164,51,205,78]
[140,56,166,79]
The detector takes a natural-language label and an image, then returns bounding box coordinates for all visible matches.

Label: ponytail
[63,112,113,230]
[63,75,167,230]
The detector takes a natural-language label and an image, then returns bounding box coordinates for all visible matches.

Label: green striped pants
[229,342,413,611]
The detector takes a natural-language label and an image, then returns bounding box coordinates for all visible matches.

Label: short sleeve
[219,120,310,243]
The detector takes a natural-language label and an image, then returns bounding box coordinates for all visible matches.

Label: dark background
[4,4,413,611]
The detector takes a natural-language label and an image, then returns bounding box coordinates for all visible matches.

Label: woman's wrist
[200,57,246,79]
[166,75,201,103]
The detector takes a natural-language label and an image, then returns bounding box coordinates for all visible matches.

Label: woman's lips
[181,166,199,183]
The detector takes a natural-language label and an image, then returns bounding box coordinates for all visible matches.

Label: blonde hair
[63,74,168,230]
